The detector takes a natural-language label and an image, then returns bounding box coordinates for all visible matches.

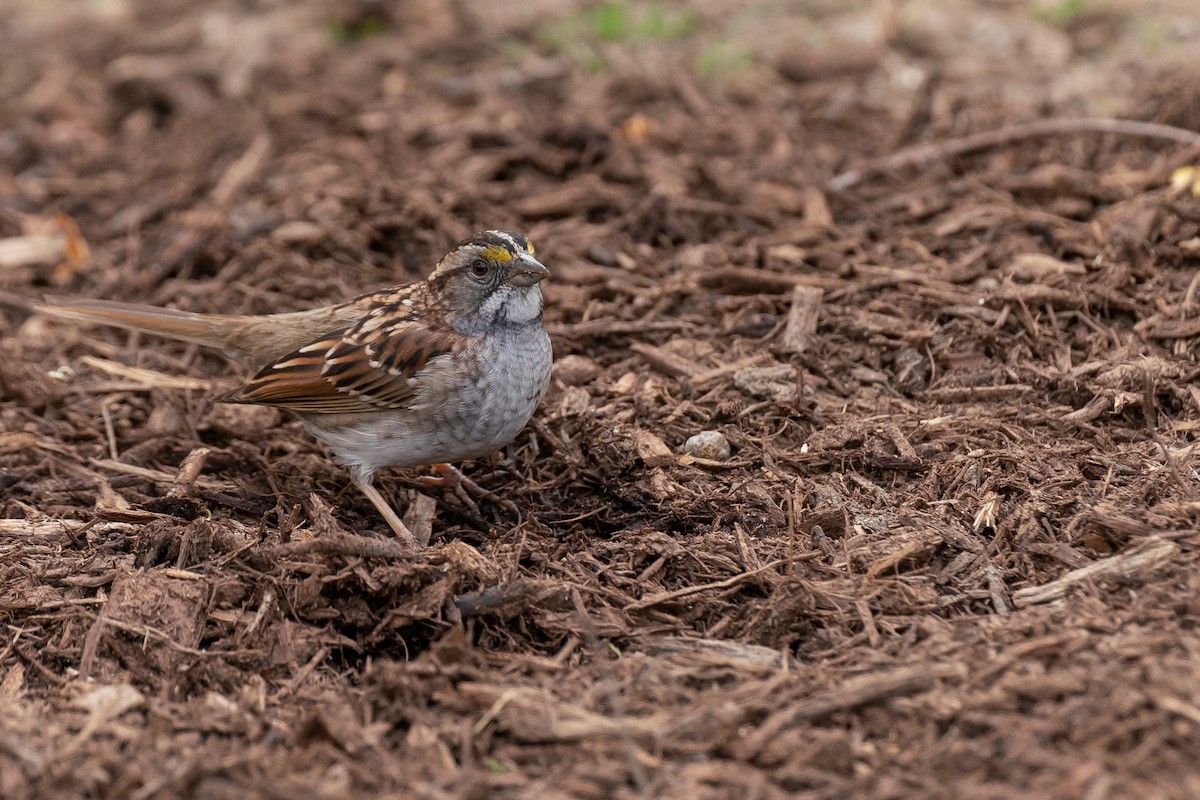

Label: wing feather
[222,297,459,414]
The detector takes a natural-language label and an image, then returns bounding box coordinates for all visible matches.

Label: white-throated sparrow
[37,230,553,545]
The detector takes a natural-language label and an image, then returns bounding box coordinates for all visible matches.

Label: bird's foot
[418,463,520,519]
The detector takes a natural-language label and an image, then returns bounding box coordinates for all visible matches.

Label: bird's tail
[35,296,247,356]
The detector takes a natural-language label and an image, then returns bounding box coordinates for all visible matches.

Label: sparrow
[36,230,553,546]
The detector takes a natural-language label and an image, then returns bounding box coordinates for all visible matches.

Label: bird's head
[430,230,549,331]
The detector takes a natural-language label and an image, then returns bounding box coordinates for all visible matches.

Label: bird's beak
[507,253,550,287]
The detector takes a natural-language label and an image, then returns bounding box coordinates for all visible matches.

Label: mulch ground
[3,1,1200,797]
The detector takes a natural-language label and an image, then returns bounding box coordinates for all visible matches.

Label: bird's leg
[353,477,418,546]
[418,463,520,518]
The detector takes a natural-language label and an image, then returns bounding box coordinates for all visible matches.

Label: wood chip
[634,430,675,468]
[78,356,220,393]
[463,683,662,744]
[403,492,438,547]
[779,285,823,353]
[1012,537,1180,607]
[922,385,1033,403]
[630,342,702,378]
[689,354,772,387]
[740,662,966,756]
[90,457,235,491]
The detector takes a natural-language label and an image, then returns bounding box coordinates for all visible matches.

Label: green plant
[536,1,701,71]
[1044,0,1089,27]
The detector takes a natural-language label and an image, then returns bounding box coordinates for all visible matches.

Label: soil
[3,1,1200,798]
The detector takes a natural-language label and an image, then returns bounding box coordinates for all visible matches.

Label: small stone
[683,430,731,461]
[617,112,651,143]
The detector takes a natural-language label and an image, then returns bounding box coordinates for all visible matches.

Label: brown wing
[224,306,459,414]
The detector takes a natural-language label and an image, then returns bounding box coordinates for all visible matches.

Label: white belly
[302,325,552,480]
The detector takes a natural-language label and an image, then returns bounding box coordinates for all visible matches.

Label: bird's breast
[302,324,552,476]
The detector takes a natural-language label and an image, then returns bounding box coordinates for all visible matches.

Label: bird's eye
[470,258,490,278]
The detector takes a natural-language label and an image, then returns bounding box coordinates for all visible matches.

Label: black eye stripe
[501,230,529,251]
[470,232,510,252]
[464,229,530,258]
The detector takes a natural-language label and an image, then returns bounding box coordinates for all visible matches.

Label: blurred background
[2,0,1198,308]
[4,2,1200,798]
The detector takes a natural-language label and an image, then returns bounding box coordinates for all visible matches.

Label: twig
[168,447,211,497]
[240,586,275,642]
[99,399,119,461]
[273,646,329,701]
[0,233,66,269]
[211,132,271,206]
[830,117,1200,191]
[13,640,68,687]
[90,457,232,491]
[969,632,1089,685]
[472,688,523,737]
[1151,433,1200,503]
[689,354,772,387]
[78,355,218,392]
[272,532,411,559]
[855,597,880,648]
[463,682,661,743]
[1153,694,1200,728]
[1012,537,1180,607]
[921,385,1033,404]
[456,580,557,619]
[867,538,930,577]
[638,636,787,669]
[94,615,252,658]
[742,662,965,755]
[0,518,138,540]
[625,559,787,611]
[630,342,701,379]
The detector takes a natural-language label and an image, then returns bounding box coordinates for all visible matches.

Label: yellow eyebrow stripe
[481,244,515,263]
